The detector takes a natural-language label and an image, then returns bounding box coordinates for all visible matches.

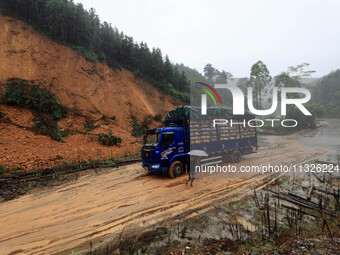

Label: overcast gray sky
[76,0,340,78]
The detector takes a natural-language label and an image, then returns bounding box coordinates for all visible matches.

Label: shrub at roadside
[98,131,122,146]
[153,114,163,122]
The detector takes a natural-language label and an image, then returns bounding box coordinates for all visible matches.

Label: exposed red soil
[0,15,178,172]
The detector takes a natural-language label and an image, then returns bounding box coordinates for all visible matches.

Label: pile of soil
[0,14,178,172]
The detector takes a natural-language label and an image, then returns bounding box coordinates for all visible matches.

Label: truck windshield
[143,133,159,147]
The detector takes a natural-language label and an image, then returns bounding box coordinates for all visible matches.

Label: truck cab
[141,118,189,178]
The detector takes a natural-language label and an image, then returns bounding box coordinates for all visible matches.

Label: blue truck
[141,106,257,178]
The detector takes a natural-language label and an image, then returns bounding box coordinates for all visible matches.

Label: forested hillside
[0,0,190,102]
[175,63,208,85]
[312,69,340,118]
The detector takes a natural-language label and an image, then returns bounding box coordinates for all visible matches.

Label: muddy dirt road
[0,134,329,255]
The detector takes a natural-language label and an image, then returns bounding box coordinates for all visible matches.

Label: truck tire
[169,160,184,179]
[231,150,241,163]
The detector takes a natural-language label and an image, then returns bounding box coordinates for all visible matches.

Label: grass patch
[239,238,277,253]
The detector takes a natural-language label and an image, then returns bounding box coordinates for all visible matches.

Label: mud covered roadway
[0,133,329,255]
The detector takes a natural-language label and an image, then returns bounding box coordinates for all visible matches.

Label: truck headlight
[151,164,160,169]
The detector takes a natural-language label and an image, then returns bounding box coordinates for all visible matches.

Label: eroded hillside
[0,15,178,172]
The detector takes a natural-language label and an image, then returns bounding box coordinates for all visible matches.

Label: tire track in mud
[0,135,329,255]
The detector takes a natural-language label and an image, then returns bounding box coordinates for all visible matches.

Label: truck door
[159,132,176,163]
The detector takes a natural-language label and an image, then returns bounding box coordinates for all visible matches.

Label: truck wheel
[169,160,184,179]
[231,150,241,163]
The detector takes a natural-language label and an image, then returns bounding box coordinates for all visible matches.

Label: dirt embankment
[0,15,178,172]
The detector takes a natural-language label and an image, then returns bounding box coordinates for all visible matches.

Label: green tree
[287,63,315,80]
[203,63,216,82]
[163,56,173,83]
[275,63,315,89]
[215,70,232,83]
[274,63,318,128]
[312,69,340,117]
[150,47,163,81]
[247,61,271,110]
[274,63,315,108]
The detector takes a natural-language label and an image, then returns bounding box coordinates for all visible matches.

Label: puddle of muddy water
[298,118,340,153]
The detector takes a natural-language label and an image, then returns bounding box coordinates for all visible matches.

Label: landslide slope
[0,15,177,172]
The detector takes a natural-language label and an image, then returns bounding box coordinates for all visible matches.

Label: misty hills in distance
[176,63,320,88]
